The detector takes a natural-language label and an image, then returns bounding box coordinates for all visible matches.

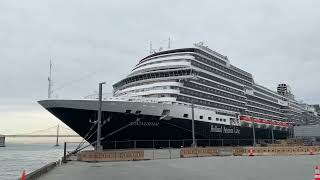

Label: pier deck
[38,155,319,180]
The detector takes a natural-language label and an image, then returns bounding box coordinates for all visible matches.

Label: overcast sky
[1,0,320,135]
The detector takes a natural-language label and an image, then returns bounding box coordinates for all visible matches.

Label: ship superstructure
[39,43,320,148]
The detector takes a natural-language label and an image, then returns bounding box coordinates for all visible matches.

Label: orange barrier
[314,166,320,180]
[78,150,144,162]
[248,148,254,156]
[180,147,219,158]
[240,146,320,156]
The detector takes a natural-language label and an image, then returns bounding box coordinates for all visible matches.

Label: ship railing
[84,94,160,103]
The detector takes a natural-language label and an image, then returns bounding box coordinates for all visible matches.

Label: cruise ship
[39,42,320,148]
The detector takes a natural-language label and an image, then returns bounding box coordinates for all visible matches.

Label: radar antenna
[48,60,52,98]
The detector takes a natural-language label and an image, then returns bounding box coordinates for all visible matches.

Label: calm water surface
[0,143,84,180]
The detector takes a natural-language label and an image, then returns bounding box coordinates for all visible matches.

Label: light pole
[252,116,256,147]
[270,120,274,144]
[191,99,196,147]
[96,82,106,151]
[184,75,198,148]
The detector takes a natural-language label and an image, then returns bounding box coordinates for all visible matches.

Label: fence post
[168,139,171,148]
[134,140,136,149]
[221,139,224,146]
[182,139,185,148]
[152,140,155,149]
[63,142,67,163]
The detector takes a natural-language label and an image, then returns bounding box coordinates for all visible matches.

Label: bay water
[0,142,86,180]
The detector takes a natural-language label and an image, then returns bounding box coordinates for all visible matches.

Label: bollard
[63,142,67,163]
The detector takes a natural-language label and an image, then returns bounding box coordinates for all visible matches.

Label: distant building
[294,125,320,137]
[0,135,5,147]
[312,104,320,116]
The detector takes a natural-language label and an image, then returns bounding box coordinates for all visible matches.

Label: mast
[55,125,59,146]
[48,60,52,99]
[149,41,153,54]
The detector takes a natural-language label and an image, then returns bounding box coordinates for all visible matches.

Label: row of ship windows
[192,61,252,87]
[247,107,285,118]
[253,87,285,101]
[253,92,278,103]
[247,96,281,108]
[115,69,192,88]
[182,113,227,122]
[197,71,244,90]
[247,101,280,113]
[244,111,285,122]
[180,88,245,107]
[196,77,244,95]
[178,96,240,112]
[184,82,245,101]
[194,55,252,82]
[117,86,176,96]
[194,50,227,65]
[133,59,188,72]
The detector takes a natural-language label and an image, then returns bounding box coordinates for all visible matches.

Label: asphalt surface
[39,155,320,180]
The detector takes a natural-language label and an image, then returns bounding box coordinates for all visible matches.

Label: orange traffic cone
[21,170,26,180]
[314,166,320,180]
[248,148,254,156]
[310,148,315,155]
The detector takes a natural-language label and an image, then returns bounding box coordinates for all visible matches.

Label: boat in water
[39,42,320,148]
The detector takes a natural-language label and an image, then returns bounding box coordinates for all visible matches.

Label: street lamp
[251,116,256,147]
[270,120,274,144]
[184,75,198,148]
[191,99,196,147]
[96,82,106,151]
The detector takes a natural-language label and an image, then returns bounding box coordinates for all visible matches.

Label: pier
[17,140,320,180]
[0,135,5,147]
[37,154,320,180]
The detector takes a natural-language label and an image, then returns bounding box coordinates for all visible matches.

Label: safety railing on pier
[64,138,303,153]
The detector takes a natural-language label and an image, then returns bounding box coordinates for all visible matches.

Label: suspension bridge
[1,125,81,146]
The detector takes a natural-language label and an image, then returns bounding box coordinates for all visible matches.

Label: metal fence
[95,139,277,149]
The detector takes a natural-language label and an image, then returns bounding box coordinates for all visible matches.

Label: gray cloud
[1,0,320,133]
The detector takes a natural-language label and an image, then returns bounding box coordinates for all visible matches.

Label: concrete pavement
[39,155,320,180]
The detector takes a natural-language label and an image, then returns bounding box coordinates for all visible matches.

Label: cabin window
[200,116,203,119]
[125,110,131,114]
[216,118,219,121]
[183,114,189,118]
[208,117,212,120]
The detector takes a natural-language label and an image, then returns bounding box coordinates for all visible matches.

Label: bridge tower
[0,135,5,147]
[55,125,59,146]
